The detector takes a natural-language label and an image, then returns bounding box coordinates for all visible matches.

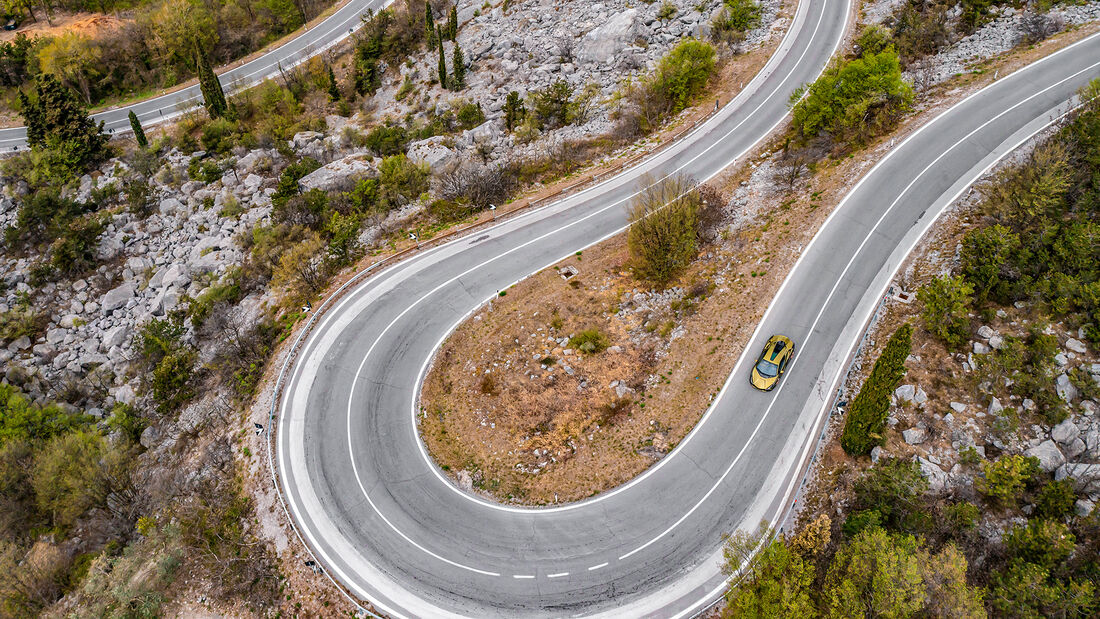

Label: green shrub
[627,174,700,286]
[944,501,980,531]
[271,157,321,207]
[651,38,716,113]
[842,509,883,537]
[918,275,973,350]
[978,454,1040,504]
[188,157,224,184]
[1005,519,1076,569]
[378,154,429,208]
[855,24,892,57]
[151,349,197,413]
[0,297,47,344]
[1036,479,1077,520]
[456,101,486,129]
[850,457,930,534]
[657,1,677,20]
[364,123,410,156]
[568,329,610,355]
[840,323,911,455]
[189,272,243,327]
[200,117,239,154]
[790,49,914,147]
[0,383,91,443]
[711,0,761,44]
[531,79,576,130]
[46,215,104,278]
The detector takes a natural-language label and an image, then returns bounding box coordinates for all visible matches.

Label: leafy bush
[711,0,761,45]
[918,275,973,349]
[200,117,240,154]
[0,297,47,344]
[378,154,429,208]
[364,123,410,156]
[651,38,716,113]
[568,329,610,355]
[790,49,914,147]
[271,157,321,207]
[978,454,1040,504]
[840,323,911,455]
[531,79,576,130]
[1005,519,1076,569]
[1036,479,1077,520]
[850,457,929,534]
[627,174,700,286]
[137,316,198,414]
[943,501,980,531]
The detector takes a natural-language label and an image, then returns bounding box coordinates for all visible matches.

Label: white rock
[1026,440,1066,473]
[977,325,995,339]
[103,325,130,350]
[903,427,927,445]
[973,341,991,354]
[950,401,967,413]
[1051,419,1080,445]
[1066,338,1087,354]
[895,384,916,402]
[988,397,1004,416]
[1055,373,1078,403]
[407,136,459,173]
[576,8,641,64]
[298,155,376,192]
[989,334,1004,350]
[101,283,136,313]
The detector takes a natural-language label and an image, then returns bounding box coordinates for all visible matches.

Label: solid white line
[588,562,608,571]
[329,0,840,579]
[618,52,1100,563]
[403,0,843,518]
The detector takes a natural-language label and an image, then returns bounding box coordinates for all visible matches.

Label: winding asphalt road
[274,2,1100,615]
[0,0,380,151]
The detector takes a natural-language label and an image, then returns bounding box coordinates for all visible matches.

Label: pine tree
[128,110,147,148]
[18,73,108,177]
[195,47,229,120]
[447,5,458,40]
[425,2,435,48]
[326,63,340,101]
[451,44,465,90]
[437,30,448,88]
[503,90,525,131]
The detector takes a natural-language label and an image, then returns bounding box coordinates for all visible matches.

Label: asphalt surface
[275,7,1100,618]
[0,0,382,151]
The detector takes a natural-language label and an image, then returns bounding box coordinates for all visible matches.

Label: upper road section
[0,0,382,151]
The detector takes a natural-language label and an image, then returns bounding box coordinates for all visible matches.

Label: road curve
[0,0,383,151]
[276,0,1099,612]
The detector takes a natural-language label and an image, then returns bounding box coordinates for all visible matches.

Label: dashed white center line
[513,574,535,579]
[587,562,609,571]
[547,572,569,578]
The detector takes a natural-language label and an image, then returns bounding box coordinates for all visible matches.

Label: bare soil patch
[0,11,128,43]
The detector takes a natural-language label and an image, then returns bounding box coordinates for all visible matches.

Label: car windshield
[755,358,779,378]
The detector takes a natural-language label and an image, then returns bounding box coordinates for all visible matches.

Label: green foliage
[451,44,466,90]
[196,49,230,120]
[657,2,677,20]
[850,457,930,534]
[456,100,484,129]
[855,24,892,57]
[651,38,716,113]
[790,49,914,147]
[45,213,104,278]
[627,174,700,286]
[107,404,146,445]
[129,110,148,148]
[364,123,410,156]
[840,323,911,455]
[272,156,321,207]
[890,0,952,67]
[568,329,610,355]
[138,315,197,414]
[31,431,113,529]
[1036,479,1077,520]
[722,525,815,618]
[974,327,1063,424]
[531,79,575,130]
[823,527,931,618]
[504,90,526,131]
[326,63,340,101]
[1005,519,1076,569]
[17,73,108,182]
[200,117,240,154]
[437,30,448,88]
[0,384,91,445]
[944,501,980,531]
[978,454,1040,504]
[188,272,242,327]
[988,560,1096,618]
[447,5,458,40]
[918,275,973,349]
[188,157,225,183]
[378,154,429,208]
[0,297,46,344]
[711,0,761,45]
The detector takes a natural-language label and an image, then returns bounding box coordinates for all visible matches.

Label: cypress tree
[18,73,108,176]
[503,90,525,131]
[840,323,912,456]
[129,110,147,148]
[447,5,458,40]
[451,44,465,90]
[195,47,229,120]
[437,29,448,88]
[425,2,435,48]
[326,63,340,101]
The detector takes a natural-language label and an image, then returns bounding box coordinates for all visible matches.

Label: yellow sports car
[750,334,795,391]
